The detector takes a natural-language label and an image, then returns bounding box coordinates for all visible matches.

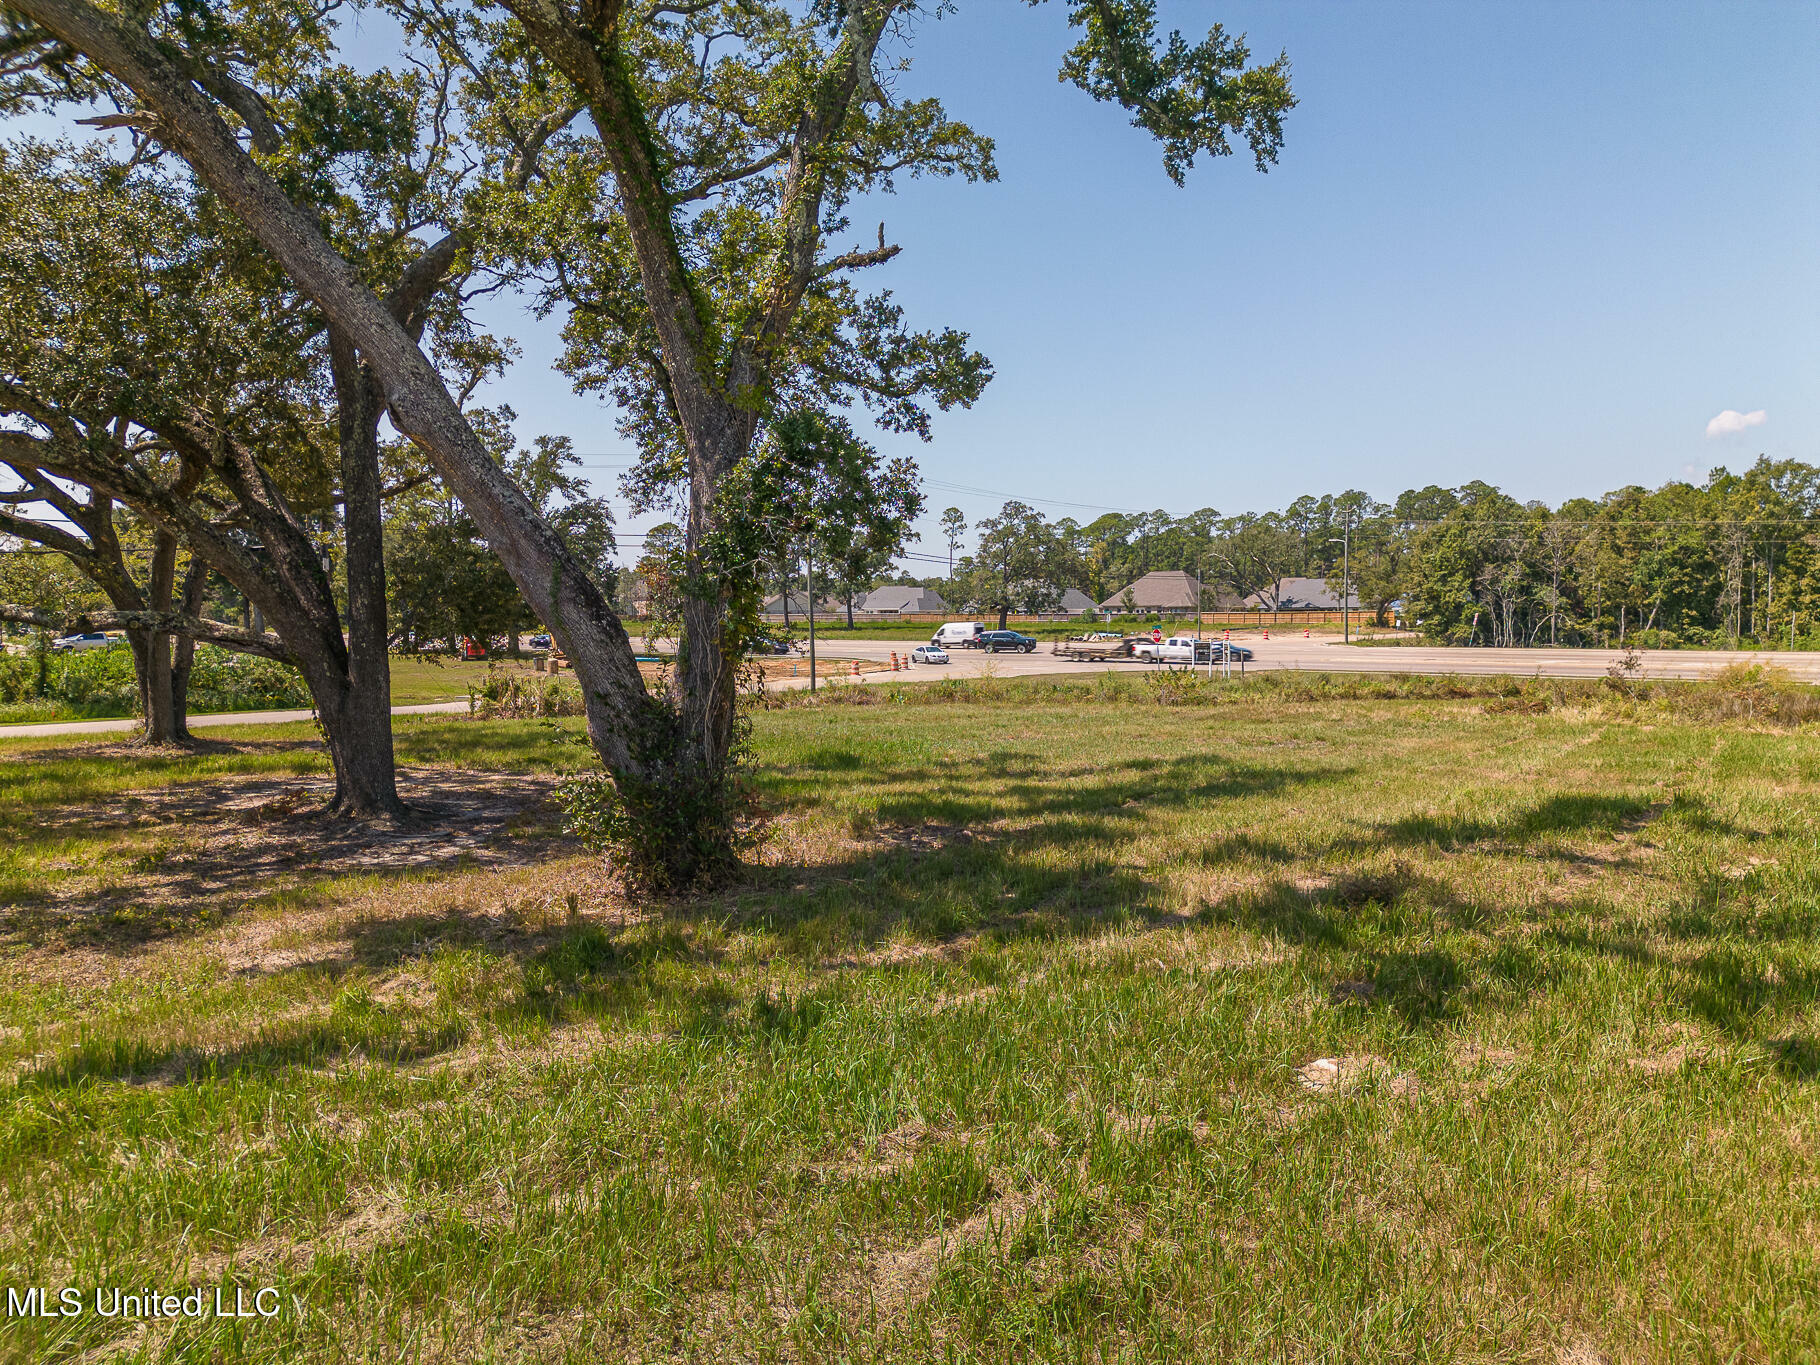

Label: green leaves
[1043,0,1296,183]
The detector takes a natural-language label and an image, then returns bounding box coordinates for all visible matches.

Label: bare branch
[818,223,901,276]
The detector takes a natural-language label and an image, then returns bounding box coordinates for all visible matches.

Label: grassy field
[385,654,561,705]
[1,675,1817,1361]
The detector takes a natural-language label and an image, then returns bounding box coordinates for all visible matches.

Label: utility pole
[806,543,817,692]
[1326,521,1353,643]
[1341,519,1352,644]
[1196,549,1204,640]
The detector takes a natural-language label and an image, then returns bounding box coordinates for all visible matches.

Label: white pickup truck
[1131,635,1198,663]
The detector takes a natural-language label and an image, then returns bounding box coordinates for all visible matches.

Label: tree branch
[817,223,901,277]
[0,604,290,660]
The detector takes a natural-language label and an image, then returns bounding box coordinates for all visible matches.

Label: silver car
[51,632,113,652]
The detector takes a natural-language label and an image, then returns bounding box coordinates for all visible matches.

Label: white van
[931,622,985,649]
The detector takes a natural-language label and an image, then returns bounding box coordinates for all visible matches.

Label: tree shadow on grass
[1198,870,1493,1027]
[1544,922,1820,1080]
[18,994,472,1090]
[771,747,1343,831]
[16,746,1347,1087]
[1372,792,1665,851]
[0,771,575,955]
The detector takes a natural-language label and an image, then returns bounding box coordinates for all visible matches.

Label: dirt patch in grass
[864,1183,1034,1316]
[815,1121,949,1181]
[187,1191,414,1282]
[1628,1045,1708,1076]
[4,768,578,950]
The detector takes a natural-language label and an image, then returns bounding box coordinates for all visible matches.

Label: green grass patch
[0,685,1816,1360]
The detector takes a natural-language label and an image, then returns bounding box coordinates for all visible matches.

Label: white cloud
[1705,408,1767,438]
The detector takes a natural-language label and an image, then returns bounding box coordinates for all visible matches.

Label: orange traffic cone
[1304,628,1310,638]
[1263,629,1268,640]
[851,660,861,679]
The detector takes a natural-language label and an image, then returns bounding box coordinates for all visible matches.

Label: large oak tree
[2,0,1293,884]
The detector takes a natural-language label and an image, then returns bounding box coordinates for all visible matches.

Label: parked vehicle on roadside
[748,635,793,656]
[931,621,985,649]
[980,630,1037,654]
[528,632,553,650]
[910,644,950,664]
[51,632,113,653]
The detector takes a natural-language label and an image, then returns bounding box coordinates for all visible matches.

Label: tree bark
[138,529,181,744]
[328,328,405,818]
[171,556,208,738]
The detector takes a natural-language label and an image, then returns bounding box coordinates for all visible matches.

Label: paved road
[0,699,468,741]
[775,635,1820,686]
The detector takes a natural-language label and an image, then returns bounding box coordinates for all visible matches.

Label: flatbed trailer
[1051,636,1138,661]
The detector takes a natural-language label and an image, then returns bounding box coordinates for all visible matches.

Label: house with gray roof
[858,585,948,615]
[1097,570,1208,615]
[1238,576,1360,611]
[761,591,842,618]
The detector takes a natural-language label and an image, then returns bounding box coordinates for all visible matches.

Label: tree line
[887,467,1820,646]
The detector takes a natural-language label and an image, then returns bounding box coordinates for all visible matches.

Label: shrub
[185,648,309,712]
[1664,663,1820,726]
[0,640,307,717]
[467,665,587,719]
[559,698,766,896]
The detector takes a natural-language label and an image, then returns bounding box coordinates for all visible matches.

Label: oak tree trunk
[137,530,181,744]
[170,557,208,739]
[328,331,405,819]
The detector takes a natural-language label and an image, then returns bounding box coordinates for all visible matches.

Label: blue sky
[481,0,1814,564]
[13,3,1816,565]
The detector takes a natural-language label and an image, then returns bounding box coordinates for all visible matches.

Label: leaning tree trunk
[23,0,714,874]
